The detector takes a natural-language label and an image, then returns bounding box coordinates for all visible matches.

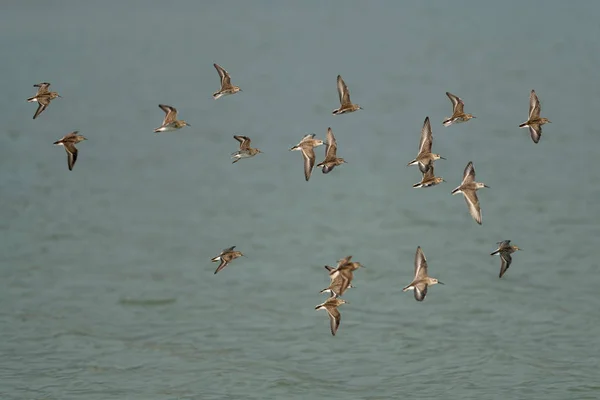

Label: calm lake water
[1,1,600,399]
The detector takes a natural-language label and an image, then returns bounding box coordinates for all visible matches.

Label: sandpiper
[53,131,87,171]
[27,82,61,119]
[321,257,364,295]
[443,92,475,126]
[490,240,521,278]
[407,116,445,173]
[329,258,365,275]
[231,135,262,164]
[320,265,355,297]
[212,63,241,99]
[402,246,444,302]
[332,75,362,115]
[451,161,489,225]
[316,127,346,173]
[412,163,445,188]
[315,296,347,336]
[211,246,244,274]
[289,133,325,181]
[153,104,190,133]
[519,89,551,144]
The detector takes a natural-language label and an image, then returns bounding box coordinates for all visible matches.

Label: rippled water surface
[2,1,600,399]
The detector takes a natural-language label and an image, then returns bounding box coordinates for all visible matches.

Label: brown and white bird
[451,161,489,225]
[289,134,325,181]
[332,75,362,115]
[407,116,445,173]
[442,92,475,126]
[315,296,347,336]
[316,127,346,173]
[212,63,242,99]
[153,104,190,133]
[402,246,444,302]
[27,82,61,119]
[53,131,87,171]
[519,89,551,144]
[211,246,244,274]
[490,240,521,278]
[231,135,262,164]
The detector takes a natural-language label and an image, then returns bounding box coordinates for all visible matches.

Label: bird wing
[336,255,352,268]
[499,252,513,278]
[528,90,541,120]
[63,142,78,171]
[461,161,476,185]
[414,282,428,301]
[234,135,251,150]
[33,98,49,119]
[221,246,236,255]
[213,260,229,274]
[414,246,429,279]
[324,127,338,159]
[214,63,232,88]
[420,163,435,182]
[34,82,51,94]
[463,190,482,225]
[301,146,316,181]
[528,125,542,144]
[337,75,351,106]
[327,306,341,336]
[446,92,464,114]
[159,104,177,125]
[418,116,433,155]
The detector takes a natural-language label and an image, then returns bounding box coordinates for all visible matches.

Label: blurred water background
[1,1,600,399]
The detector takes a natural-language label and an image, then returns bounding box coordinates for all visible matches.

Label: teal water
[1,1,600,399]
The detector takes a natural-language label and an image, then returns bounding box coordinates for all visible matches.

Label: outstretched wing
[529,124,542,144]
[33,98,50,119]
[446,92,464,114]
[528,90,540,120]
[324,127,337,159]
[63,142,78,171]
[327,307,341,336]
[337,75,351,106]
[414,246,428,279]
[463,190,482,225]
[499,252,513,278]
[461,161,476,185]
[34,82,51,94]
[301,147,316,181]
[234,135,251,150]
[159,104,177,125]
[214,63,232,88]
[418,116,433,155]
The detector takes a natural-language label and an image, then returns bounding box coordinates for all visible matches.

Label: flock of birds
[26,63,550,336]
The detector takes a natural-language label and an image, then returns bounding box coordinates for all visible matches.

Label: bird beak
[186,123,191,127]
[442,179,446,182]
[484,185,490,188]
[440,156,447,160]
[438,281,445,285]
